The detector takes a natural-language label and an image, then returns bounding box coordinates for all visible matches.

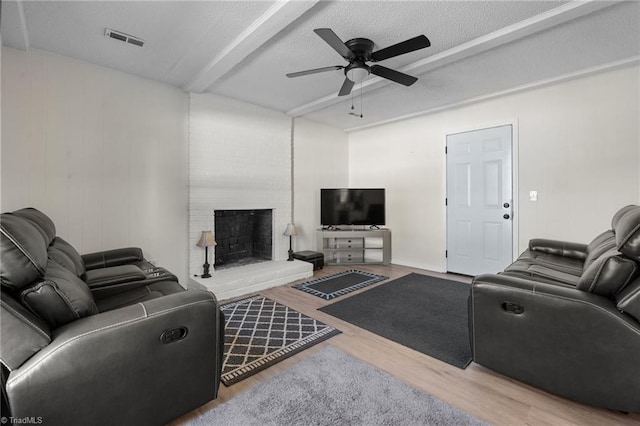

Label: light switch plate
[529,191,538,201]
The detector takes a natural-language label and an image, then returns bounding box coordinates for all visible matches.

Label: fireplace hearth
[214,209,273,269]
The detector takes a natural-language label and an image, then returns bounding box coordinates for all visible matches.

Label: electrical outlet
[529,191,538,201]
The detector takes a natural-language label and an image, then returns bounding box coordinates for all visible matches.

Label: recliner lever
[501,301,524,315]
[160,326,189,344]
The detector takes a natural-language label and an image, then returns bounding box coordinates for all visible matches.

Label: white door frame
[443,119,520,269]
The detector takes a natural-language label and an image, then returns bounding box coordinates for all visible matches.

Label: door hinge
[445,250,448,258]
[445,146,448,154]
[445,198,448,206]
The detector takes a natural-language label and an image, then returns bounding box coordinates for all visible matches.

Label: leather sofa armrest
[81,247,144,270]
[524,265,581,286]
[470,273,640,412]
[84,264,147,289]
[89,269,180,300]
[6,289,224,425]
[528,238,588,260]
[616,277,640,322]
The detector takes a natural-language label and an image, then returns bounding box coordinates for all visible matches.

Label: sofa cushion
[0,214,48,291]
[1,294,51,370]
[611,204,639,229]
[48,237,86,277]
[616,277,640,322]
[614,207,640,261]
[583,230,616,270]
[576,249,638,297]
[12,207,56,245]
[21,260,98,328]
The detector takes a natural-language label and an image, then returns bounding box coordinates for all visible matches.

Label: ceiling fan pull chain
[360,83,364,118]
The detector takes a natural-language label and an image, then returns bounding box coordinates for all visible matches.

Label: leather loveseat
[1,207,224,425]
[469,205,640,413]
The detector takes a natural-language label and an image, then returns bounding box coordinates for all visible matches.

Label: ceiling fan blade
[370,65,418,86]
[314,28,355,60]
[370,35,431,62]
[338,77,355,96]
[286,65,344,78]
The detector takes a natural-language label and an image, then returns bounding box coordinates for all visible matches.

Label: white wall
[1,47,190,282]
[189,93,293,276]
[293,118,349,252]
[4,45,636,280]
[349,65,640,271]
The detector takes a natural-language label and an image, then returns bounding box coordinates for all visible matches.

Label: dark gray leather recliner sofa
[469,205,640,413]
[1,207,224,425]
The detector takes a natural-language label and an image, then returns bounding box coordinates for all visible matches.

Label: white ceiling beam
[345,56,640,132]
[185,0,319,93]
[286,0,618,117]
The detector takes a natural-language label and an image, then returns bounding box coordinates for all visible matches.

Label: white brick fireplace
[188,93,312,298]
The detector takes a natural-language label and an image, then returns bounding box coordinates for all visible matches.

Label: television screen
[321,188,385,226]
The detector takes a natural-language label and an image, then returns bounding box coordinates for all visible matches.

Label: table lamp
[196,230,217,278]
[283,223,298,261]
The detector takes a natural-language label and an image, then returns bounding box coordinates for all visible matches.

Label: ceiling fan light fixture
[286,29,430,96]
[345,63,370,83]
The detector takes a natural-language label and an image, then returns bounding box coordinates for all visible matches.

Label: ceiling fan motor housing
[345,38,375,60]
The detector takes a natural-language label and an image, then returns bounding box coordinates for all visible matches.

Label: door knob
[503,214,510,220]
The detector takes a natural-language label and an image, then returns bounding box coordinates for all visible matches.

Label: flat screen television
[321,188,385,226]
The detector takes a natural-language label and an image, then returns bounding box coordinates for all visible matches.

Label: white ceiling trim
[16,0,30,51]
[286,0,617,118]
[185,0,319,93]
[344,56,640,133]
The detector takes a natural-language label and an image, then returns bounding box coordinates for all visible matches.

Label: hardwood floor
[170,264,640,425]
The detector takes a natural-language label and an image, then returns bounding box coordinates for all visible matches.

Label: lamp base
[287,249,294,261]
[201,261,211,278]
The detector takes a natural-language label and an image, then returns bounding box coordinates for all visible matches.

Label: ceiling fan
[286,28,431,96]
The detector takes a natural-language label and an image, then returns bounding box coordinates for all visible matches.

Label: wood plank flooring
[170,264,640,425]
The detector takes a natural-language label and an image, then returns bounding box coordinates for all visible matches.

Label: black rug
[220,295,341,385]
[293,269,388,300]
[319,273,472,369]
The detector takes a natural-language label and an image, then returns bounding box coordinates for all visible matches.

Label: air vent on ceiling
[105,29,145,47]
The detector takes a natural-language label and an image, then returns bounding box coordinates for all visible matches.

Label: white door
[446,125,513,276]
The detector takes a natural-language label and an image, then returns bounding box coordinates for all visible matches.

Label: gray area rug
[292,269,387,300]
[320,273,472,368]
[185,346,486,426]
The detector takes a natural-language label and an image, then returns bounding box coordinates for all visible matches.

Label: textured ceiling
[2,1,639,131]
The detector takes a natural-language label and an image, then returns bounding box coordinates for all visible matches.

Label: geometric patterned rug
[220,295,341,385]
[292,269,387,300]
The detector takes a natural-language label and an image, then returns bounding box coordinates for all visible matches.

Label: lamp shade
[196,230,217,247]
[283,223,298,237]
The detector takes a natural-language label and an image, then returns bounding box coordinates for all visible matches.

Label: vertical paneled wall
[1,47,189,282]
[293,118,349,252]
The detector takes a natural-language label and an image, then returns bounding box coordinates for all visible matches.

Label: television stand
[317,228,391,265]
